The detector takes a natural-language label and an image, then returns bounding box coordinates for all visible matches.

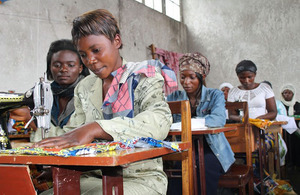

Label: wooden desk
[0,142,190,195]
[254,121,287,195]
[169,126,237,195]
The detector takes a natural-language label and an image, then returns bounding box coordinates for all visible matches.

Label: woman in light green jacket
[34,9,177,195]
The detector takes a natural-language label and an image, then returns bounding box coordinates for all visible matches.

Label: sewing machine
[0,74,53,149]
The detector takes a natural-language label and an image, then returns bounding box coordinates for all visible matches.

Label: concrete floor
[285,165,300,194]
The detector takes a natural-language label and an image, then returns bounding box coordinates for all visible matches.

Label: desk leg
[196,136,206,195]
[102,166,123,195]
[258,129,266,195]
[192,138,198,194]
[52,166,81,195]
[274,131,280,178]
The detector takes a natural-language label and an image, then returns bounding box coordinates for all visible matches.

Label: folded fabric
[248,118,274,130]
[0,137,180,157]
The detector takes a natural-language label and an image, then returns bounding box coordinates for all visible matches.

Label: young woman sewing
[34,9,177,195]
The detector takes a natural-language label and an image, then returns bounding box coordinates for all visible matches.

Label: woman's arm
[204,90,226,127]
[228,109,243,122]
[33,74,171,148]
[33,122,112,148]
[9,107,37,131]
[256,97,277,120]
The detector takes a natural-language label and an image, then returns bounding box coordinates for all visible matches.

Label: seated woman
[9,39,90,192]
[33,9,177,195]
[281,84,300,117]
[280,84,300,167]
[227,60,277,121]
[219,82,233,101]
[219,82,235,123]
[10,39,90,142]
[167,53,235,195]
[227,60,278,176]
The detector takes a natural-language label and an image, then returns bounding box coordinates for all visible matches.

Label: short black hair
[46,39,90,80]
[235,60,257,75]
[71,9,123,49]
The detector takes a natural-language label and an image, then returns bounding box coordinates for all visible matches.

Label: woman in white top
[227,60,277,121]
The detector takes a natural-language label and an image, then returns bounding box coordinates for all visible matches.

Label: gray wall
[1,0,299,100]
[0,0,187,93]
[183,0,300,100]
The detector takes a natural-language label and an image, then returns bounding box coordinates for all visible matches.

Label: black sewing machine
[0,75,53,149]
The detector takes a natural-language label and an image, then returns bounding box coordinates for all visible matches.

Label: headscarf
[179,52,210,77]
[280,84,296,116]
[219,82,233,90]
[235,60,257,74]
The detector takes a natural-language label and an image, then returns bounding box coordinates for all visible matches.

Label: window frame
[135,0,181,22]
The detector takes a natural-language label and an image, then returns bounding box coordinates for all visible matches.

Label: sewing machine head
[30,75,53,139]
[0,74,53,142]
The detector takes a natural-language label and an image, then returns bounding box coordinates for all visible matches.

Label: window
[135,0,181,22]
[165,0,180,22]
[145,0,163,12]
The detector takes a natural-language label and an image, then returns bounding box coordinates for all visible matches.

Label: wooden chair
[163,100,193,195]
[218,102,254,195]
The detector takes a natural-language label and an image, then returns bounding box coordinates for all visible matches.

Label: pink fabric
[103,61,178,118]
[104,65,130,114]
[155,47,183,95]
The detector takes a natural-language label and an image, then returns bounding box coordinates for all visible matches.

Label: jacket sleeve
[205,90,226,127]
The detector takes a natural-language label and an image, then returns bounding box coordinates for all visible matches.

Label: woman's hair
[46,39,90,80]
[71,9,122,49]
[235,60,257,74]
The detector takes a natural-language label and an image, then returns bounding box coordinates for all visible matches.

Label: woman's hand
[9,107,32,121]
[9,107,37,131]
[32,122,113,149]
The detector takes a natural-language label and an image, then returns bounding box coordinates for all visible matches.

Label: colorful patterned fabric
[12,120,33,134]
[248,118,274,130]
[265,132,275,149]
[102,60,177,119]
[0,137,180,157]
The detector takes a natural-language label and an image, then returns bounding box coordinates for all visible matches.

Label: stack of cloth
[0,137,180,157]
